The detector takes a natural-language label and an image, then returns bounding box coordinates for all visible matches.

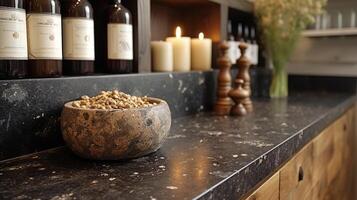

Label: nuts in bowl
[61,90,171,160]
[71,90,157,110]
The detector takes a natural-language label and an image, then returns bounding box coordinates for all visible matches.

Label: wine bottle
[250,27,257,44]
[236,23,244,42]
[107,0,133,74]
[243,26,253,63]
[26,0,62,77]
[62,0,95,75]
[244,26,251,44]
[0,0,27,79]
[235,23,244,63]
[227,20,237,64]
[227,20,234,41]
[250,27,259,66]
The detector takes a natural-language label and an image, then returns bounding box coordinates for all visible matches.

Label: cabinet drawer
[327,114,348,185]
[245,173,279,200]
[280,143,313,200]
[312,124,334,186]
[311,122,334,200]
[312,109,355,200]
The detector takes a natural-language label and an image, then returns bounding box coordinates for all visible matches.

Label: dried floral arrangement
[254,0,327,97]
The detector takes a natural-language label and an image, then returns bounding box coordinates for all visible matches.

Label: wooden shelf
[151,0,221,41]
[85,0,254,74]
[210,0,253,12]
[152,0,209,6]
[153,0,253,12]
[302,28,357,37]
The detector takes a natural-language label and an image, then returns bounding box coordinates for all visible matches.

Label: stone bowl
[61,97,171,160]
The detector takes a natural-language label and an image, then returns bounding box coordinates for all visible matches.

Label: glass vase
[270,60,288,98]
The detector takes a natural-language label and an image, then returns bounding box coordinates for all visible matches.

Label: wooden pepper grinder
[229,78,248,116]
[214,42,232,116]
[236,43,253,112]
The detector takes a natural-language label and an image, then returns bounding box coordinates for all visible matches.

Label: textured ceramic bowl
[61,97,171,160]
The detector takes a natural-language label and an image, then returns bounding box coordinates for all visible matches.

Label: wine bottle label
[252,44,259,65]
[0,7,28,60]
[27,13,62,60]
[227,41,238,64]
[63,18,95,60]
[107,24,133,60]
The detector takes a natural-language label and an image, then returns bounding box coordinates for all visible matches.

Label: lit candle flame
[176,26,182,38]
[199,32,204,40]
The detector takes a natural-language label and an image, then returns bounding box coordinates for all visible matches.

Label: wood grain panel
[220,4,228,41]
[310,108,355,200]
[280,143,314,200]
[136,0,151,73]
[312,124,334,183]
[326,114,347,185]
[245,173,280,200]
[311,124,334,200]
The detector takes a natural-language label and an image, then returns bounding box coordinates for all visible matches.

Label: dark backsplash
[289,75,357,94]
[0,72,216,160]
[0,71,356,161]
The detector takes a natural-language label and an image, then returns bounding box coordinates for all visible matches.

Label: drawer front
[327,113,348,185]
[331,108,355,200]
[245,173,279,200]
[312,124,334,186]
[313,108,355,200]
[311,124,334,200]
[280,143,313,200]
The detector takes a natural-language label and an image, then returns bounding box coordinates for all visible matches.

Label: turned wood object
[229,79,248,116]
[214,42,232,116]
[236,43,253,112]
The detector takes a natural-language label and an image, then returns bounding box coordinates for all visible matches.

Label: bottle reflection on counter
[0,0,28,79]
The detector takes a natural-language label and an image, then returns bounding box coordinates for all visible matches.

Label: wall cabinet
[244,106,356,200]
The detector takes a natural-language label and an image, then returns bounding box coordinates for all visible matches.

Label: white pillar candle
[166,26,191,72]
[151,41,173,72]
[191,32,212,71]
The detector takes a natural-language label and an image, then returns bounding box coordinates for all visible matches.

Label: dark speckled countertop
[0,92,355,200]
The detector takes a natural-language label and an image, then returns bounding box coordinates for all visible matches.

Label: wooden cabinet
[312,109,355,200]
[280,144,314,200]
[311,125,334,200]
[246,173,280,200]
[243,106,356,200]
